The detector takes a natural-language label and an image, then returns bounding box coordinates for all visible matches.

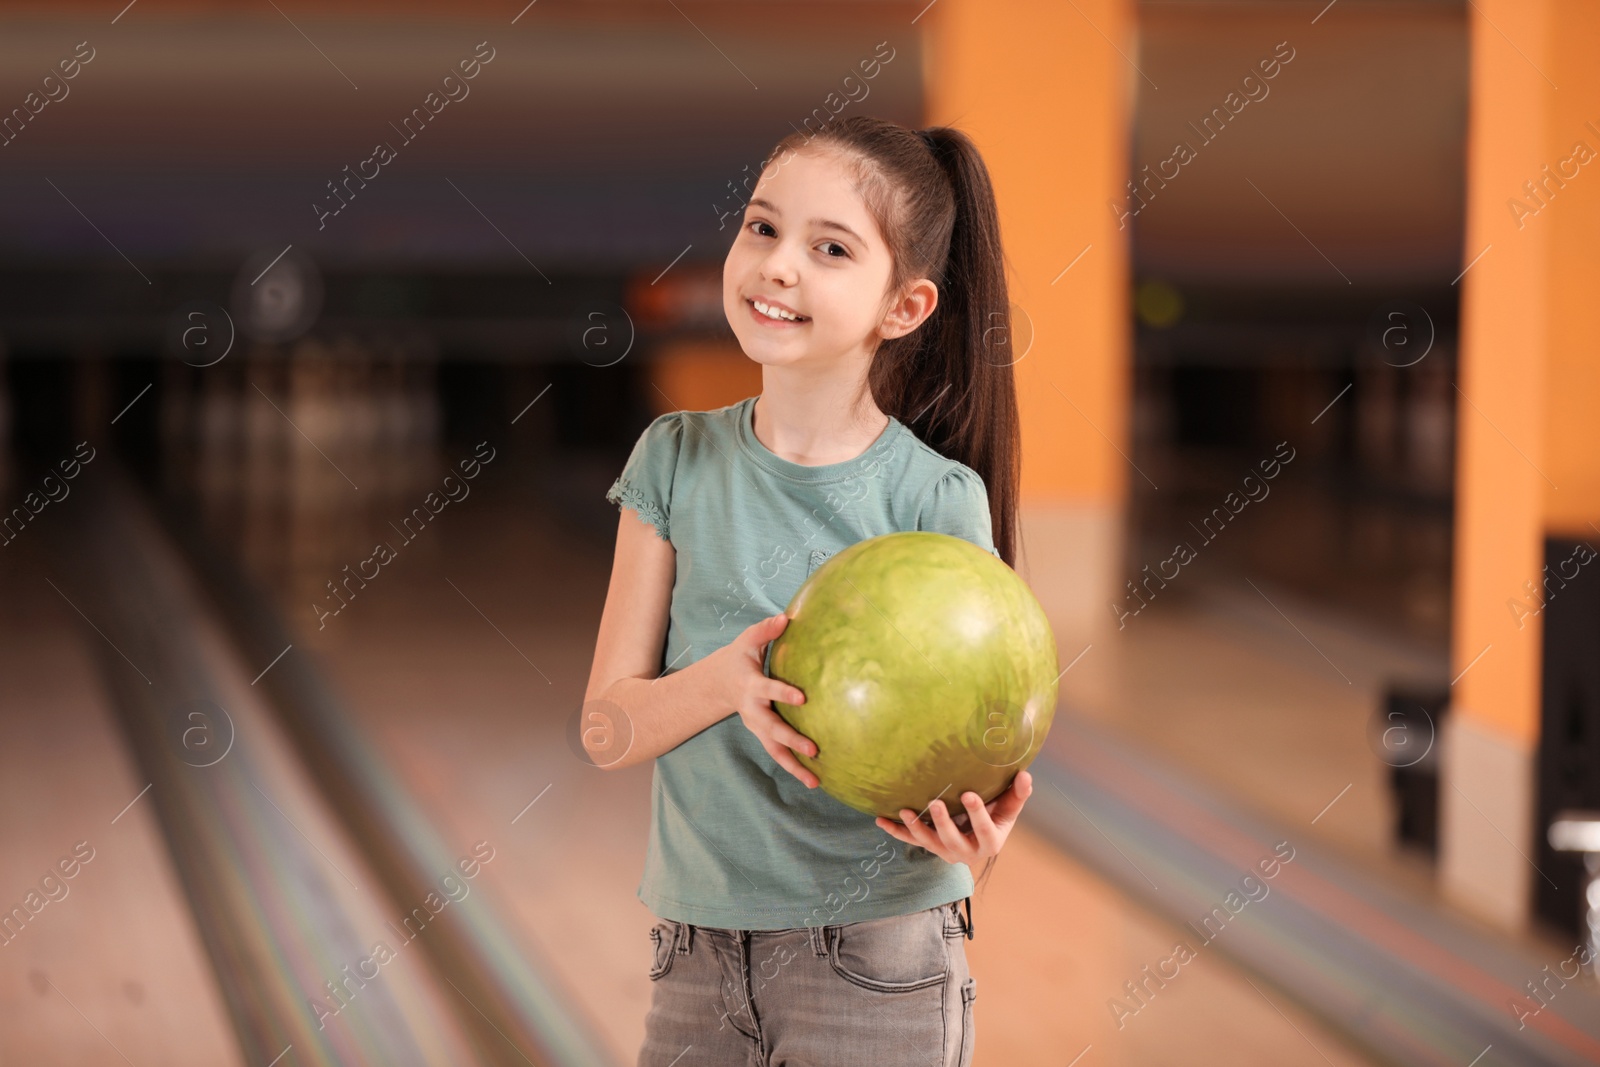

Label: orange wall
[922,0,1133,506]
[647,338,762,414]
[1454,0,1600,746]
[1541,2,1600,534]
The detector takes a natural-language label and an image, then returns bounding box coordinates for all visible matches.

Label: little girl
[587,115,1034,1067]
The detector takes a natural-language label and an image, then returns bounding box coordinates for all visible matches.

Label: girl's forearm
[590,661,731,770]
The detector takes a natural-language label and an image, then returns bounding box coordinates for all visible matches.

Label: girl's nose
[758,244,799,286]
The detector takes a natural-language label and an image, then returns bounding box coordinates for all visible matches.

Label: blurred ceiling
[0,2,924,269]
[0,0,1468,288]
[1131,1,1467,284]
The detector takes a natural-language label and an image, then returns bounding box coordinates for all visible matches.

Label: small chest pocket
[807,548,835,576]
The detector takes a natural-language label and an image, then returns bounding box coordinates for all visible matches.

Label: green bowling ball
[766,531,1059,820]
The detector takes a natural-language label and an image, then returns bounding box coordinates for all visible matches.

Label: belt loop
[961,897,974,940]
[677,921,693,955]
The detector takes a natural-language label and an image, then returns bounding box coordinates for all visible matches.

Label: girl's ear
[878,278,939,339]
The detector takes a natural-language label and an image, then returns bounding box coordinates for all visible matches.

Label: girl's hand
[705,613,818,788]
[876,771,1033,868]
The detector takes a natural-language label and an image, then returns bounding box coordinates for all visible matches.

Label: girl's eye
[748,220,776,238]
[819,242,849,258]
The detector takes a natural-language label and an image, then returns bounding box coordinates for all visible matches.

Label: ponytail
[761,117,1022,568]
[904,126,1020,570]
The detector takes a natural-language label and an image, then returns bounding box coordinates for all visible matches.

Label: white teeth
[753,299,803,322]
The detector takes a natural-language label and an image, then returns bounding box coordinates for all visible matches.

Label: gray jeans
[637,899,976,1067]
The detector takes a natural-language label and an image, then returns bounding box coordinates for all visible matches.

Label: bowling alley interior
[4,1,1600,1065]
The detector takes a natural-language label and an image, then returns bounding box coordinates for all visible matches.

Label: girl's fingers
[989,772,1032,826]
[884,789,1017,859]
[768,716,812,758]
[928,800,974,857]
[769,743,818,788]
[897,808,937,852]
[749,704,816,757]
[779,727,817,758]
[761,714,812,757]
[743,613,787,650]
[738,704,816,782]
[962,792,1002,853]
[767,680,806,706]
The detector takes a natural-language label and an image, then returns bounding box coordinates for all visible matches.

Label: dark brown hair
[762,115,1022,571]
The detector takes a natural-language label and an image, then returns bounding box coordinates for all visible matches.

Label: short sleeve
[606,412,683,542]
[916,464,1000,559]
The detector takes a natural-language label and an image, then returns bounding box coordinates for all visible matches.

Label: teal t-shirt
[605,394,1000,930]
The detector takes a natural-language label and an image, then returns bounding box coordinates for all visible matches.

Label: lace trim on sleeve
[606,478,671,542]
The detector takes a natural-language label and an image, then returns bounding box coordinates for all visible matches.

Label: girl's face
[723,146,933,373]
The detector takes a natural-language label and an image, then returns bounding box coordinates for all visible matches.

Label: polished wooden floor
[3,468,1467,1065]
[1,535,244,1066]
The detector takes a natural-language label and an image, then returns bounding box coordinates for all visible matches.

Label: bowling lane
[231,468,1382,1067]
[274,490,659,1067]
[0,536,243,1067]
[968,823,1378,1067]
[1053,575,1449,900]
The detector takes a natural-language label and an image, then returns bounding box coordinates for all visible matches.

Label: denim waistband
[667,897,973,951]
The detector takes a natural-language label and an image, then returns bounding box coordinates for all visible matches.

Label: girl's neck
[751,377,889,468]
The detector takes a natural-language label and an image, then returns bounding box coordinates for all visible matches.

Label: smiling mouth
[747,298,809,324]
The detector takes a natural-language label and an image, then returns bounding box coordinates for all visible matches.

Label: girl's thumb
[745,613,784,650]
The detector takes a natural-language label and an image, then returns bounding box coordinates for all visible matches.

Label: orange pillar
[1443,0,1600,929]
[922,0,1134,645]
